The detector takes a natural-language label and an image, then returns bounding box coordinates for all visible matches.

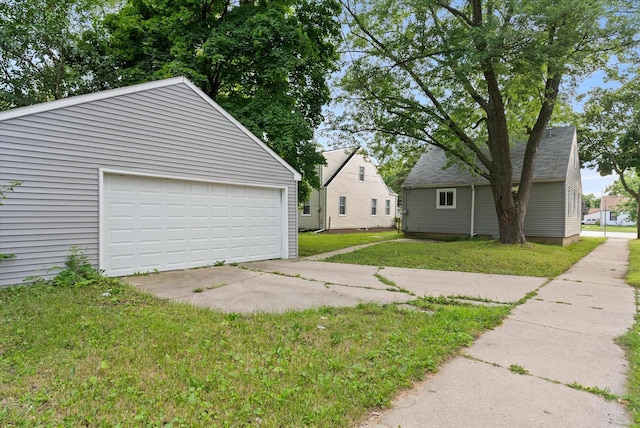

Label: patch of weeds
[374,273,396,287]
[567,382,618,401]
[214,260,225,267]
[229,262,238,267]
[206,282,226,290]
[509,364,529,375]
[514,289,541,306]
[192,287,204,293]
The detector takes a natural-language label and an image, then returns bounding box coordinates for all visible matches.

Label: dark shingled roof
[403,126,576,188]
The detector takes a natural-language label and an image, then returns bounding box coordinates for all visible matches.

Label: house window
[302,199,311,216]
[371,199,377,216]
[385,199,391,216]
[610,212,618,221]
[339,196,347,215]
[358,166,365,182]
[436,188,456,209]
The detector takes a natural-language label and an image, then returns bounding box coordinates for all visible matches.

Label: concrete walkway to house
[362,238,636,428]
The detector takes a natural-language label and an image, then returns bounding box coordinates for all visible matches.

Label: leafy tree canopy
[582,193,601,212]
[607,172,639,222]
[0,0,115,108]
[335,0,639,243]
[580,72,640,236]
[105,0,342,200]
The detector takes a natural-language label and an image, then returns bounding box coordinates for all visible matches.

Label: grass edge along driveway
[0,236,604,426]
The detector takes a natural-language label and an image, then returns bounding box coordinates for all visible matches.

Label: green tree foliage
[580,75,640,237]
[0,0,114,109]
[104,0,341,200]
[582,193,601,212]
[607,172,639,222]
[336,0,639,243]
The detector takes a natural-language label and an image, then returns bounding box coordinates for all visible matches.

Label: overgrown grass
[298,231,399,257]
[325,238,605,277]
[0,280,509,427]
[618,239,640,424]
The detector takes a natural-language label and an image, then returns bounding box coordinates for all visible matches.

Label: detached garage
[0,77,300,286]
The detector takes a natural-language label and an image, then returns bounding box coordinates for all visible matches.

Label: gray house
[402,126,582,245]
[0,77,300,286]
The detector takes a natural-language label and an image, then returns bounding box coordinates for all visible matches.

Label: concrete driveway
[125,258,545,313]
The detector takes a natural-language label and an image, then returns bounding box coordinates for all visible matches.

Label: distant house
[583,195,635,226]
[0,77,300,286]
[298,148,397,230]
[402,126,582,245]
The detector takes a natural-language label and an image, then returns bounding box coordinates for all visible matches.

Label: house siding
[298,166,324,230]
[404,182,568,239]
[324,154,396,229]
[473,185,499,236]
[0,82,298,286]
[404,187,472,234]
[563,136,583,238]
[524,182,566,237]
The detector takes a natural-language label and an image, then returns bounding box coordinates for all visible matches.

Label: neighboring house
[0,77,300,287]
[402,126,582,245]
[583,195,635,226]
[298,148,397,230]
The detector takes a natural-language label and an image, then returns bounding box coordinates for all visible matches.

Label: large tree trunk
[490,174,527,244]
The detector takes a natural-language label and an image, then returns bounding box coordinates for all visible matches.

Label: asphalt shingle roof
[403,126,576,188]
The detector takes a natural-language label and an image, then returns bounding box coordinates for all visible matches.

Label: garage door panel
[103,174,283,276]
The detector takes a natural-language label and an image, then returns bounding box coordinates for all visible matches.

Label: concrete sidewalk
[363,238,635,428]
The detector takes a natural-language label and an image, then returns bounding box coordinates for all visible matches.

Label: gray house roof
[403,126,576,188]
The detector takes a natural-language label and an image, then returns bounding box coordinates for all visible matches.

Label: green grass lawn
[0,237,608,426]
[298,230,399,257]
[618,239,640,423]
[0,279,508,427]
[324,238,605,277]
[582,224,637,233]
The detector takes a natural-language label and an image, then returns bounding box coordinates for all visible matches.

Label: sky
[573,70,621,197]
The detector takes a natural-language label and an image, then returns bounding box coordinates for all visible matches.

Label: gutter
[470,185,476,237]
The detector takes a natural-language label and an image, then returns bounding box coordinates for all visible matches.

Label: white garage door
[102,174,283,276]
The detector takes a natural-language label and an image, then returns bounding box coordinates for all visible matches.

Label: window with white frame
[358,166,365,181]
[610,211,618,221]
[385,199,391,216]
[302,199,311,216]
[371,199,377,216]
[339,196,346,215]
[436,188,456,209]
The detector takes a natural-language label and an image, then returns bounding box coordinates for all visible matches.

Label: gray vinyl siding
[473,186,499,236]
[564,139,583,237]
[405,182,569,239]
[0,82,298,286]
[523,182,566,237]
[404,187,472,234]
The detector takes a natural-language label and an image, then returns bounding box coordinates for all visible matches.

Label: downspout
[470,185,476,237]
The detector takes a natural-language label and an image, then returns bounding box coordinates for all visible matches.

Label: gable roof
[322,147,360,187]
[403,126,576,188]
[0,76,301,181]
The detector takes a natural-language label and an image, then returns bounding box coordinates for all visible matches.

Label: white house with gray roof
[0,77,300,286]
[402,126,582,245]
